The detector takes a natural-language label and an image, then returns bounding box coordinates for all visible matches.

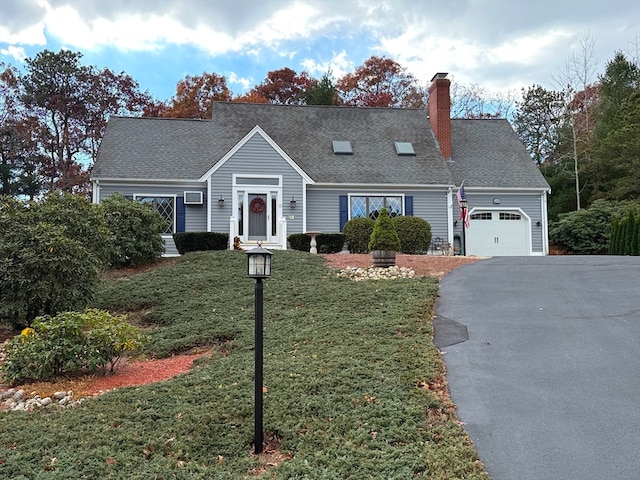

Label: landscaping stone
[336,265,415,281]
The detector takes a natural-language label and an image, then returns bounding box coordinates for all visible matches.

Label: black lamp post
[246,242,272,454]
[459,198,467,256]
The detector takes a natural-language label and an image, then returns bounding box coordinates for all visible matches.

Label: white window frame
[348,193,406,220]
[133,194,177,235]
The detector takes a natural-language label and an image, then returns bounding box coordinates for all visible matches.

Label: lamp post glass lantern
[246,243,272,278]
[246,242,272,454]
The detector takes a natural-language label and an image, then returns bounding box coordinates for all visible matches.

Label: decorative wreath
[249,197,266,214]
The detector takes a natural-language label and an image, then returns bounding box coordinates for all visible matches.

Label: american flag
[456,184,470,229]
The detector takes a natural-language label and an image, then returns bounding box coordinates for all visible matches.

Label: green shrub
[549,200,618,254]
[393,216,432,254]
[550,200,640,255]
[288,233,346,253]
[0,218,101,329]
[1,309,148,385]
[173,232,229,254]
[343,217,375,253]
[368,208,401,251]
[609,207,640,255]
[100,193,167,267]
[32,192,113,267]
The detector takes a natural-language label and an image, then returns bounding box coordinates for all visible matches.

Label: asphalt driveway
[435,256,640,480]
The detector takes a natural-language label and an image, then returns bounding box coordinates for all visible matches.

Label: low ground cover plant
[0,251,489,479]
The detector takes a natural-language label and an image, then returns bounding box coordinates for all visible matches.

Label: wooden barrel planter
[371,250,396,268]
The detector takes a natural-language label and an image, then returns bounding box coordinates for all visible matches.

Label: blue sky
[1,0,639,102]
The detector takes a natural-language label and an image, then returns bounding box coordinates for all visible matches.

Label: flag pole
[457,182,468,256]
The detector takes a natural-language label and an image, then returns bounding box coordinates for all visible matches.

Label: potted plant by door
[368,207,401,267]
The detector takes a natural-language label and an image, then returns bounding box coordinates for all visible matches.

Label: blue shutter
[176,196,186,233]
[405,196,413,216]
[339,195,348,231]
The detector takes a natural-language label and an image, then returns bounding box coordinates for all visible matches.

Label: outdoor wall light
[290,196,296,208]
[246,241,273,455]
[536,220,542,227]
[218,195,225,207]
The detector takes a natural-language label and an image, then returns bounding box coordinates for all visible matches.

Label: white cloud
[0,21,46,46]
[228,71,252,91]
[301,51,354,79]
[0,45,28,62]
[1,0,637,99]
[488,30,572,66]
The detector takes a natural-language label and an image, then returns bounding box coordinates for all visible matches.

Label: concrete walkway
[435,256,640,480]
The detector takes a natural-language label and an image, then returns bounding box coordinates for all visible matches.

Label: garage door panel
[466,211,529,256]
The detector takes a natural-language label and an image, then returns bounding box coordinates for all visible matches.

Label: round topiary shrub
[393,216,432,254]
[343,217,375,253]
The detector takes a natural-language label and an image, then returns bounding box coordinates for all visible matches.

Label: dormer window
[394,142,415,156]
[332,140,353,155]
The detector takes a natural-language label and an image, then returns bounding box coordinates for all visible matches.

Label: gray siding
[96,183,208,255]
[305,187,450,241]
[408,190,449,241]
[208,133,305,234]
[306,188,343,233]
[456,192,546,253]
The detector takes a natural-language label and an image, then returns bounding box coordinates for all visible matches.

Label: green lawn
[0,250,489,479]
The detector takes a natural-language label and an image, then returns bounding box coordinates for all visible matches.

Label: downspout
[92,180,100,204]
[206,176,212,232]
[447,187,454,246]
[541,190,550,255]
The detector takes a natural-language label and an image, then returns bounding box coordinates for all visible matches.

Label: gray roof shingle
[449,119,550,189]
[93,103,549,190]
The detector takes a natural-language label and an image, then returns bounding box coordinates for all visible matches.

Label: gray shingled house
[92,74,550,256]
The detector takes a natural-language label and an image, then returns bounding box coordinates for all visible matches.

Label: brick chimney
[428,73,451,160]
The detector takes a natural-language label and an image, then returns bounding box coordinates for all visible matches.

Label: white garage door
[465,211,530,256]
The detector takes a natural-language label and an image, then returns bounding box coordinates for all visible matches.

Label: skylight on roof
[394,142,416,156]
[332,140,353,155]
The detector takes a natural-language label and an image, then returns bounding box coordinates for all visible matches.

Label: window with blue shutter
[176,197,185,233]
[339,195,348,231]
[405,196,413,216]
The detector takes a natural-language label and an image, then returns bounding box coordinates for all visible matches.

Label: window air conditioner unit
[183,191,203,205]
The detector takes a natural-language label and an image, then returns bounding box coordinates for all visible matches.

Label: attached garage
[465,209,531,256]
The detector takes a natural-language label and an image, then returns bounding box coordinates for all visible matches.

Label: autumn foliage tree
[19,50,151,193]
[160,72,232,119]
[232,91,269,103]
[337,56,425,108]
[250,67,314,105]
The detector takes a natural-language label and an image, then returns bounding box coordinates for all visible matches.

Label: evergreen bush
[343,217,375,253]
[549,200,618,254]
[32,192,113,267]
[173,232,229,254]
[100,194,167,267]
[609,207,640,255]
[368,208,401,251]
[393,216,432,254]
[0,197,102,328]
